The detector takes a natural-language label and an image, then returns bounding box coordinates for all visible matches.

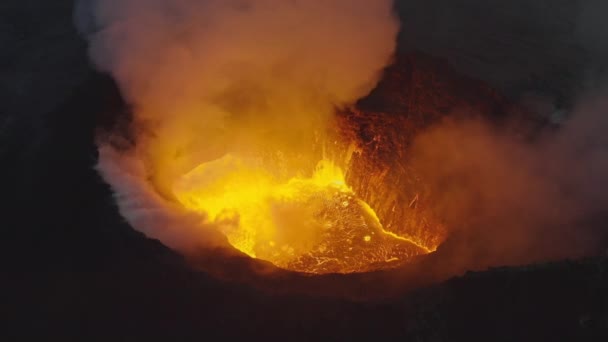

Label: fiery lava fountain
[80,0,434,273]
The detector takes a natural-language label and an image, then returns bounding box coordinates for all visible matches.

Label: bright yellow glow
[174,155,350,258]
[173,153,429,273]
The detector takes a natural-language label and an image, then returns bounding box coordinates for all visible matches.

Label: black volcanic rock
[395,0,591,104]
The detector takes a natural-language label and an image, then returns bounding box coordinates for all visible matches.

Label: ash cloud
[76,0,399,254]
[410,93,608,273]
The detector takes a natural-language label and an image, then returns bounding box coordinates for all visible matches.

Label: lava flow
[173,145,430,274]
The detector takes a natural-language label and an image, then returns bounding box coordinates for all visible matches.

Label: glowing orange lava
[173,146,432,274]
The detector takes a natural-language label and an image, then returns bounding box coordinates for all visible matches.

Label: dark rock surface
[3,1,608,340]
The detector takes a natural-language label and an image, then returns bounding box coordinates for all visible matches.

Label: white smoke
[76,0,400,253]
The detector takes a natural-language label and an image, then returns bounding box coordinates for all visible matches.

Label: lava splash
[173,153,428,274]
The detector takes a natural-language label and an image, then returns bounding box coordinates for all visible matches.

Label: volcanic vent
[84,0,438,275]
[169,110,438,274]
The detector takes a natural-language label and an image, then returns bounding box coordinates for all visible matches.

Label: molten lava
[173,150,430,274]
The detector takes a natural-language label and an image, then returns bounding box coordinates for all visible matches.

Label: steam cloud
[410,92,608,273]
[77,0,399,253]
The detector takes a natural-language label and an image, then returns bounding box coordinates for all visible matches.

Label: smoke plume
[77,0,399,253]
[409,90,608,273]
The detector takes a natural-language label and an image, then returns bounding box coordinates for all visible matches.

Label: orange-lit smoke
[408,93,608,271]
[78,0,399,257]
